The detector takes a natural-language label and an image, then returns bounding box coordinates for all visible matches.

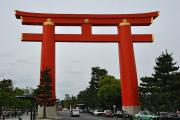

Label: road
[57,111,120,120]
[3,111,121,120]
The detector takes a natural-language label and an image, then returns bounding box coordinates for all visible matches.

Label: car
[102,110,113,117]
[167,112,179,120]
[114,110,133,119]
[63,108,68,111]
[71,109,80,117]
[93,110,104,116]
[158,112,168,120]
[135,111,159,120]
[89,109,94,114]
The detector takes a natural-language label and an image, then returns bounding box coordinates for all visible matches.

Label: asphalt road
[57,111,120,120]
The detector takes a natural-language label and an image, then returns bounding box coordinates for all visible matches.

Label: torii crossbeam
[15,10,159,115]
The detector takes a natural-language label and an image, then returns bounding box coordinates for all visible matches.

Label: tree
[76,67,108,109]
[61,94,77,109]
[97,75,121,109]
[139,50,180,112]
[88,67,108,108]
[0,79,13,93]
[0,79,14,107]
[0,79,31,111]
[35,67,54,118]
[139,77,159,111]
[89,67,108,90]
[153,51,180,111]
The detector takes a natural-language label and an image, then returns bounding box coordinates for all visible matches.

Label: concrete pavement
[2,114,30,120]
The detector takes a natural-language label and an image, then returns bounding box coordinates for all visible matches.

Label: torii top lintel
[15,10,159,26]
[15,10,159,43]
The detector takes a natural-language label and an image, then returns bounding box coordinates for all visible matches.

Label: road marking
[81,114,103,120]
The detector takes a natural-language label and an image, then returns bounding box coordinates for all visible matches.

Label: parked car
[135,111,159,120]
[93,110,104,116]
[158,112,168,120]
[88,109,94,114]
[71,109,80,117]
[114,110,133,119]
[102,110,113,117]
[177,111,180,119]
[167,112,179,120]
[63,108,68,111]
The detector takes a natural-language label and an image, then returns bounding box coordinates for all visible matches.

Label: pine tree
[76,67,108,109]
[89,67,108,90]
[139,77,159,111]
[88,67,108,108]
[152,51,180,111]
[139,50,180,112]
[35,67,54,118]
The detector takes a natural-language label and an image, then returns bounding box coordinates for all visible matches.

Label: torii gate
[15,10,159,115]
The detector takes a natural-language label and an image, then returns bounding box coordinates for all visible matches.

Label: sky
[0,0,180,100]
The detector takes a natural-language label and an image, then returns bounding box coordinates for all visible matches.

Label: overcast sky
[0,0,180,100]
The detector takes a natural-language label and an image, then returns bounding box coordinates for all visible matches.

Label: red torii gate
[15,10,159,114]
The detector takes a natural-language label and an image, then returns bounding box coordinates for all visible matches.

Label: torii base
[122,106,141,115]
[37,105,57,120]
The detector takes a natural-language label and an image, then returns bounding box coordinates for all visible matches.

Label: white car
[71,109,80,117]
[93,110,104,116]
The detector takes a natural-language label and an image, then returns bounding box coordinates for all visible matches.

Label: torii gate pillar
[118,19,140,113]
[41,18,56,100]
[37,19,57,119]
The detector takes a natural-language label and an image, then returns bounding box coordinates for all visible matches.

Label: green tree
[35,67,54,118]
[153,51,180,111]
[14,87,25,95]
[139,50,180,112]
[61,94,77,109]
[0,79,31,110]
[77,88,93,108]
[97,75,121,109]
[0,79,13,92]
[88,67,108,108]
[139,77,159,111]
[0,79,14,107]
[76,67,108,109]
[89,67,108,90]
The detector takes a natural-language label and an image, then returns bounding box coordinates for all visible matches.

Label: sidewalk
[1,114,62,120]
[3,114,30,120]
[2,114,62,120]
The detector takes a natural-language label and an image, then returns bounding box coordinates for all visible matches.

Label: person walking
[0,108,2,119]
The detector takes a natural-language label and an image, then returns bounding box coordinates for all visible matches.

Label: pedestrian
[177,108,180,117]
[7,110,10,118]
[0,109,2,119]
[2,110,6,120]
[14,110,17,118]
[19,116,22,120]
[26,109,29,115]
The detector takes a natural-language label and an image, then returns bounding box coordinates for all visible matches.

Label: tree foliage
[139,50,180,112]
[0,79,31,109]
[61,94,77,109]
[35,67,55,106]
[76,67,108,109]
[34,67,55,118]
[89,67,108,90]
[61,67,122,110]
[75,67,121,110]
[97,75,121,109]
